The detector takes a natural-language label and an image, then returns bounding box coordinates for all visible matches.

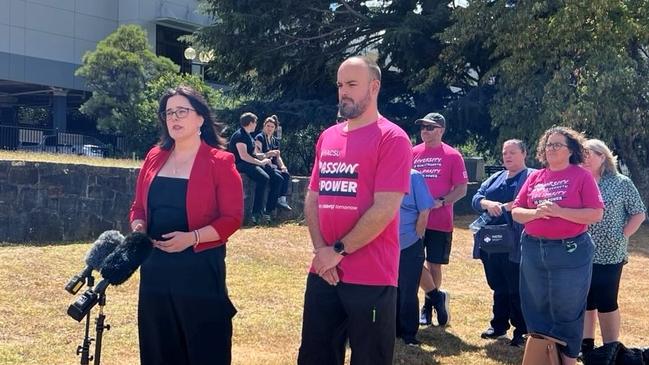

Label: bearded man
[297,56,412,365]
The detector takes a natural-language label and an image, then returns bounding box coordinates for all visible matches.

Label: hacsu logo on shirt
[320,149,341,157]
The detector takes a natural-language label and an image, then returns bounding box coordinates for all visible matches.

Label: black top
[255,132,281,165]
[228,127,256,166]
[147,176,189,241]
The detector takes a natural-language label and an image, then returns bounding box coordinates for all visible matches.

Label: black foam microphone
[98,232,154,287]
[64,230,124,294]
[67,232,153,321]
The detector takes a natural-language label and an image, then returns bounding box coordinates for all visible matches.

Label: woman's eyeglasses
[160,107,195,120]
[545,142,568,151]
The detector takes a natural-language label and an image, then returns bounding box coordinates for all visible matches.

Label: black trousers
[586,262,624,312]
[396,239,425,340]
[480,250,527,337]
[138,246,236,365]
[298,273,397,365]
[236,163,282,214]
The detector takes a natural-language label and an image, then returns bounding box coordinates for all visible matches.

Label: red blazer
[129,141,244,253]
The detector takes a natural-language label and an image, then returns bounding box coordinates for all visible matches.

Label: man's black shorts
[423,229,452,264]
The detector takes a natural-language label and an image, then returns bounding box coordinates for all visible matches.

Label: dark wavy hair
[535,126,586,166]
[157,85,226,150]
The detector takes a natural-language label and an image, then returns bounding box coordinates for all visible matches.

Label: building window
[156,25,193,74]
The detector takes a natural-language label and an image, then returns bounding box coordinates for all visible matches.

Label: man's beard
[338,91,371,119]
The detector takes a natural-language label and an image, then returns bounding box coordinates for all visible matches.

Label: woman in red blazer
[129,85,243,365]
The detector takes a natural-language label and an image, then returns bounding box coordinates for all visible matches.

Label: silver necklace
[171,152,193,175]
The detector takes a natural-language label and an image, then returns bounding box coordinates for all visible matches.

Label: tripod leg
[77,310,94,365]
[93,295,110,365]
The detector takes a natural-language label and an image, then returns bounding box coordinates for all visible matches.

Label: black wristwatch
[333,240,348,256]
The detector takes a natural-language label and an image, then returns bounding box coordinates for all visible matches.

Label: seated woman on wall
[512,126,604,365]
[580,138,646,355]
[254,115,292,211]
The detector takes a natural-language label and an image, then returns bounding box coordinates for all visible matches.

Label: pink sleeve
[450,153,469,185]
[374,133,412,192]
[308,135,322,192]
[580,173,605,209]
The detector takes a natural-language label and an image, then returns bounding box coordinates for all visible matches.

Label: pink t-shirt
[308,116,412,286]
[513,165,604,239]
[412,142,468,232]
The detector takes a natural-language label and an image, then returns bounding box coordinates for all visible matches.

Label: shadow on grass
[401,325,483,362]
[394,340,441,365]
[483,338,525,364]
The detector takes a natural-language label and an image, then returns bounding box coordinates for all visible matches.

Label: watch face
[334,241,346,255]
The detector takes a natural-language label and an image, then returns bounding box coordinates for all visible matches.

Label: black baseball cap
[415,112,446,128]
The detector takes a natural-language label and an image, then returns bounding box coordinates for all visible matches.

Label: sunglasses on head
[420,125,438,131]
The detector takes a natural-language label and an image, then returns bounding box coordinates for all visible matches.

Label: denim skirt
[519,232,594,358]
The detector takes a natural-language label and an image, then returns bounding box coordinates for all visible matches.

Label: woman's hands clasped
[154,231,195,253]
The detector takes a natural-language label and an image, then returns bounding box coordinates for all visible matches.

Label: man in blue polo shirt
[397,169,434,345]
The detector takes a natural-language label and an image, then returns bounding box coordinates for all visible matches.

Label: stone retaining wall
[0,160,477,243]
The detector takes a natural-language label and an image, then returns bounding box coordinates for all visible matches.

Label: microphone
[67,232,153,321]
[64,230,124,294]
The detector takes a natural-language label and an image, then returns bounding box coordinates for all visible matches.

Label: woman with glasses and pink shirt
[579,139,645,356]
[512,126,604,365]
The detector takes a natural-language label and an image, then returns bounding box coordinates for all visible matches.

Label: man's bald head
[340,56,382,82]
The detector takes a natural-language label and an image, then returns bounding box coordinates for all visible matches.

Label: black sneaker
[403,337,421,347]
[434,290,450,326]
[250,213,260,225]
[510,334,526,347]
[481,327,508,339]
[277,196,292,211]
[419,304,432,325]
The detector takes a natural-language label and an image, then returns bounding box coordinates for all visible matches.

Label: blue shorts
[519,232,594,358]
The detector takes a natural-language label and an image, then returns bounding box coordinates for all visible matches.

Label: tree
[76,24,177,154]
[445,0,649,203]
[192,0,505,173]
[194,0,460,127]
[135,73,233,155]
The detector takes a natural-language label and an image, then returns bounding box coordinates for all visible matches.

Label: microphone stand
[93,292,110,365]
[76,276,94,365]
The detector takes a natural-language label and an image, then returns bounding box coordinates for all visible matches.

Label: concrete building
[0,0,209,153]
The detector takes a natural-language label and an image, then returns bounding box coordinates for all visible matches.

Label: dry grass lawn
[0,150,142,169]
[1,216,648,365]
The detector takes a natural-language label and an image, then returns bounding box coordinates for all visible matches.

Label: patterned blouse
[588,173,646,264]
